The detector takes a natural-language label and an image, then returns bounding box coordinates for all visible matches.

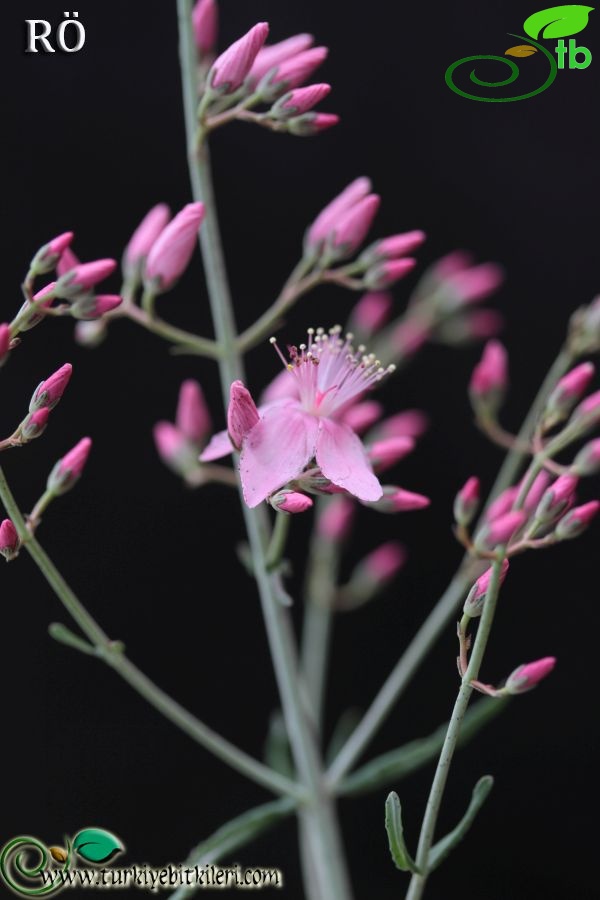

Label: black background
[2,1,599,898]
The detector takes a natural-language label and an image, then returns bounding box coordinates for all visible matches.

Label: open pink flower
[203,327,394,507]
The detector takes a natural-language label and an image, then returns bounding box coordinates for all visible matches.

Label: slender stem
[266,512,291,571]
[0,464,302,801]
[177,4,353,897]
[122,304,220,358]
[405,557,505,900]
[327,344,574,786]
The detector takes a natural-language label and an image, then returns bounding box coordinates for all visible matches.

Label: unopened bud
[475,509,527,549]
[20,407,50,442]
[505,657,556,695]
[55,259,117,299]
[176,380,212,446]
[227,380,260,449]
[270,490,313,514]
[345,541,406,606]
[341,400,383,435]
[272,83,331,118]
[287,112,340,136]
[368,437,414,473]
[463,559,509,618]
[317,495,355,541]
[454,476,480,527]
[0,518,19,560]
[568,390,600,434]
[469,340,508,418]
[192,0,218,55]
[364,257,416,290]
[0,323,11,366]
[543,362,596,427]
[47,437,92,495]
[29,363,73,412]
[347,292,393,339]
[29,232,74,275]
[70,294,122,320]
[555,500,600,540]
[485,486,519,523]
[153,422,197,475]
[364,485,430,513]
[209,22,269,93]
[572,439,600,476]
[18,282,56,331]
[534,474,578,523]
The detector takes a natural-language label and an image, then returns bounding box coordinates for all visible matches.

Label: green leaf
[385,792,421,874]
[72,828,123,863]
[428,776,494,871]
[338,697,508,797]
[523,5,594,39]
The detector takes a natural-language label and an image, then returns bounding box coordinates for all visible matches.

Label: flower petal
[200,429,233,462]
[240,407,318,508]
[316,419,382,501]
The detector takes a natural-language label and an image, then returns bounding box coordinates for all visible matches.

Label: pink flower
[505,657,556,694]
[145,202,205,292]
[124,204,171,274]
[276,83,331,116]
[192,0,218,54]
[48,437,92,495]
[469,340,508,404]
[0,519,19,559]
[227,381,260,450]
[270,490,313,514]
[363,541,406,582]
[176,380,211,445]
[249,33,314,85]
[317,495,355,541]
[0,323,11,364]
[306,177,372,250]
[30,363,73,412]
[454,476,480,526]
[555,500,600,540]
[364,257,416,290]
[478,510,527,548]
[56,245,80,277]
[368,437,414,472]
[31,231,74,274]
[349,292,393,337]
[56,259,117,298]
[463,559,509,617]
[210,22,269,92]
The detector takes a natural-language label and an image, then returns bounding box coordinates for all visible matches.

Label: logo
[445,4,593,101]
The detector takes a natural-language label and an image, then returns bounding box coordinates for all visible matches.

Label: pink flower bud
[461,309,504,341]
[48,437,92,495]
[0,323,11,365]
[249,33,314,85]
[0,518,19,560]
[469,340,508,412]
[288,112,339,136]
[454,476,480,527]
[364,257,416,290]
[463,559,509,617]
[56,246,80,277]
[176,380,211,445]
[21,407,50,442]
[30,231,74,274]
[444,263,504,308]
[145,202,205,292]
[569,389,600,430]
[555,500,600,540]
[573,439,600,476]
[210,22,269,92]
[317,495,355,541]
[307,177,372,250]
[535,474,578,522]
[30,363,73,412]
[505,657,556,694]
[153,421,191,471]
[363,541,407,582]
[275,83,331,116]
[56,259,117,298]
[270,46,328,90]
[270,490,313,514]
[332,194,380,255]
[366,486,431,513]
[17,282,56,331]
[522,470,552,514]
[485,486,519,523]
[360,230,426,267]
[341,400,383,435]
[545,362,595,424]
[375,410,429,441]
[368,437,414,472]
[227,381,260,449]
[349,292,393,337]
[71,294,123,320]
[390,319,431,356]
[124,203,171,274]
[192,0,218,54]
[478,510,527,548]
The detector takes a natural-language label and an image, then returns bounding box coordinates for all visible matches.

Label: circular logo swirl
[0,837,70,897]
[445,35,557,101]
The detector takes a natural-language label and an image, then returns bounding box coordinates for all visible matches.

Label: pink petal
[260,368,299,404]
[316,419,382,502]
[200,429,233,462]
[240,407,318,508]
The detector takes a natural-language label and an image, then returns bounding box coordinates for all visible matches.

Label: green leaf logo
[72,828,123,864]
[523,5,594,40]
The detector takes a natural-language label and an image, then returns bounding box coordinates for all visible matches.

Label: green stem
[405,556,505,900]
[327,344,574,786]
[123,304,220,358]
[266,512,291,571]
[177,4,353,897]
[0,464,302,801]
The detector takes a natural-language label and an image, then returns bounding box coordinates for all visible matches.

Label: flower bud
[0,323,11,366]
[153,422,199,474]
[364,257,416,291]
[505,657,556,694]
[434,309,504,346]
[70,294,123,320]
[227,380,259,449]
[463,559,509,618]
[522,470,552,514]
[56,246,80,277]
[554,500,600,540]
[29,232,74,275]
[123,203,171,279]
[364,485,430,513]
[345,541,407,606]
[270,490,313,514]
[306,177,372,252]
[572,439,600,476]
[20,407,50,442]
[0,518,19,560]
[534,474,578,523]
[317,495,355,541]
[144,203,205,293]
[55,259,117,299]
[441,263,504,311]
[359,230,426,267]
[249,34,314,86]
[568,390,600,433]
[454,476,480,527]
[341,401,383,435]
[327,194,380,259]
[469,340,508,417]
[266,46,328,92]
[347,292,393,339]
[176,380,211,446]
[485,486,519,523]
[192,0,218,54]
[47,437,92,495]
[543,362,596,427]
[209,22,269,93]
[29,363,73,412]
[373,410,429,441]
[475,510,527,549]
[368,437,414,473]
[17,282,56,331]
[286,112,340,136]
[389,319,431,357]
[272,83,331,117]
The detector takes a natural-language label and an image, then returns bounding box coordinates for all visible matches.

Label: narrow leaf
[338,697,508,797]
[72,828,123,863]
[505,45,538,56]
[523,5,594,40]
[428,776,494,871]
[48,622,96,656]
[385,792,421,874]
